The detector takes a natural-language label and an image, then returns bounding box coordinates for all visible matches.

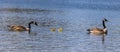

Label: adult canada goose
[8,21,38,34]
[87,18,108,35]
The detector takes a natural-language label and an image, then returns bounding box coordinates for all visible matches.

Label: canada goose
[8,21,38,34]
[87,18,108,35]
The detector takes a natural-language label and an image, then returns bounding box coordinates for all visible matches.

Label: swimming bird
[8,21,38,34]
[58,27,63,32]
[51,28,56,32]
[87,18,108,35]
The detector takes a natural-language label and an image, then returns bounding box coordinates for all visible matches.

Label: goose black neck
[28,22,32,34]
[102,21,106,28]
[102,34,105,44]
[102,20,106,29]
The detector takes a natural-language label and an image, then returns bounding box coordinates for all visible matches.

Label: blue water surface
[0,0,119,52]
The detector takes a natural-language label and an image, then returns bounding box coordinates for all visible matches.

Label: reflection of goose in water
[8,21,38,34]
[87,18,108,35]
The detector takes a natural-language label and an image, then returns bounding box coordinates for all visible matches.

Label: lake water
[0,0,120,52]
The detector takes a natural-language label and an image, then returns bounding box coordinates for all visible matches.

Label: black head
[103,18,108,22]
[29,21,38,26]
[29,21,34,24]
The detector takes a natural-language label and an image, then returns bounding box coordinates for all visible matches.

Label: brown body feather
[88,28,107,35]
[8,25,29,31]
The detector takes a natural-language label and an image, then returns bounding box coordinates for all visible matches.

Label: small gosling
[51,28,56,32]
[58,27,63,32]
